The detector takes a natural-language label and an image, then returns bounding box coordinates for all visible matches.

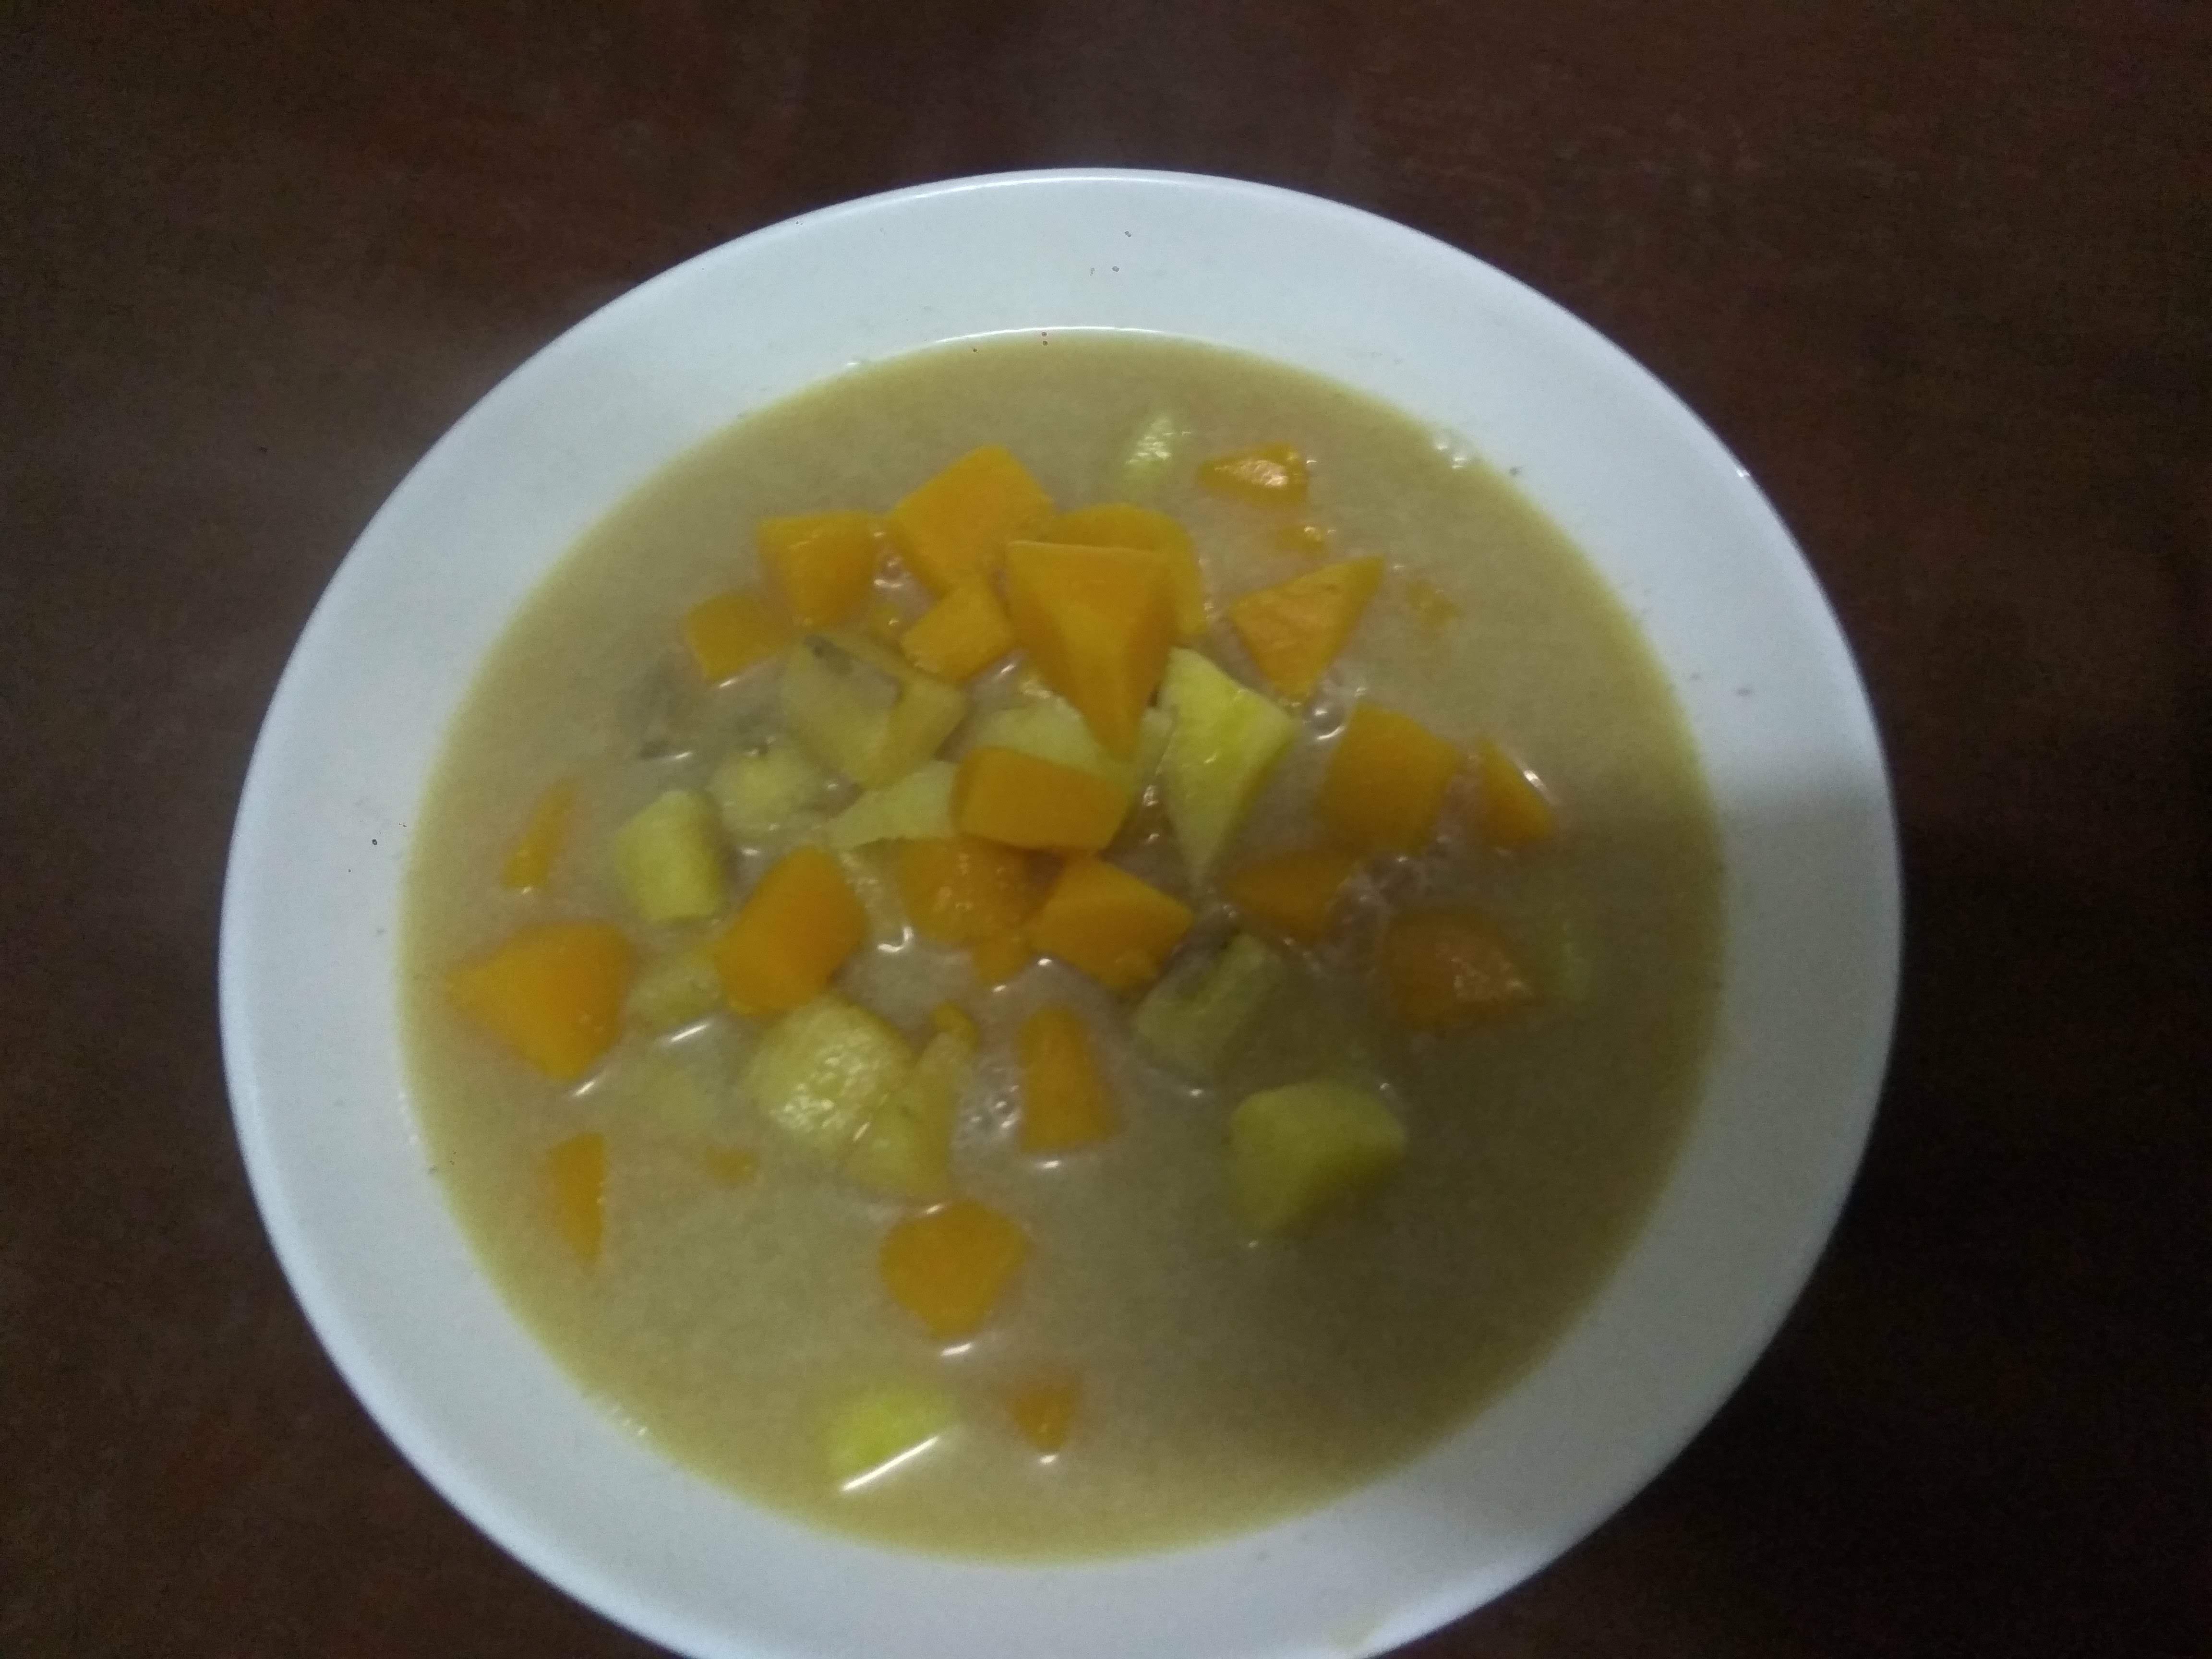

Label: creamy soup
[402,332,1720,1558]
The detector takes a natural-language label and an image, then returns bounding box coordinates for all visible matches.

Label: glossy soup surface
[403,333,1721,1557]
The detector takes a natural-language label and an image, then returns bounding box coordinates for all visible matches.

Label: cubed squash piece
[744,993,914,1161]
[1039,505,1207,638]
[709,740,828,840]
[448,922,634,1081]
[1116,409,1192,498]
[545,1131,606,1263]
[1228,556,1383,701]
[896,835,1042,945]
[1131,932,1288,1082]
[780,633,969,789]
[899,577,1017,682]
[625,946,724,1033]
[757,510,880,627]
[1006,1374,1080,1454]
[889,445,1055,594]
[1221,846,1360,943]
[1317,703,1460,853]
[969,697,1171,799]
[1002,540,1175,758]
[499,779,576,892]
[1018,1004,1117,1152]
[825,1383,958,1488]
[712,845,867,1016]
[953,746,1130,853]
[1379,909,1535,1029]
[613,789,725,923]
[971,928,1035,986]
[1156,648,1298,878]
[1028,858,1193,993]
[879,1199,1029,1341]
[1229,1080,1405,1234]
[1198,443,1308,506]
[682,588,793,683]
[845,1018,975,1201]
[825,760,957,849]
[1474,739,1556,848]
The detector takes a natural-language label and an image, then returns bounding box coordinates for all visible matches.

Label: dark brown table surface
[5,3,2205,1655]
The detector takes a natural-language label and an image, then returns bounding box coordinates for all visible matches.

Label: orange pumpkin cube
[545,1131,606,1263]
[1006,1373,1080,1454]
[1027,858,1193,993]
[681,588,793,682]
[1002,540,1176,757]
[1379,909,1535,1029]
[879,1199,1029,1341]
[499,778,576,892]
[952,746,1130,853]
[970,928,1036,986]
[1221,846,1361,943]
[711,845,867,1016]
[1317,703,1460,853]
[1228,556,1384,701]
[448,922,634,1081]
[757,510,880,627]
[888,445,1055,594]
[899,576,1018,682]
[1018,1005,1117,1152]
[896,835,1042,945]
[1039,504,1208,638]
[1474,740,1557,848]
[1198,443,1309,505]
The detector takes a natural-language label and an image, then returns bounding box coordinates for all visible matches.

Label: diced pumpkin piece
[1229,1079,1405,1234]
[709,740,828,841]
[499,779,576,892]
[1156,648,1297,878]
[1272,521,1331,556]
[1222,846,1360,943]
[613,789,725,924]
[682,589,793,683]
[1379,909,1535,1029]
[825,760,957,849]
[1403,576,1461,630]
[1002,540,1175,757]
[1318,703,1460,853]
[757,510,880,627]
[971,928,1035,986]
[1474,740,1556,848]
[780,633,969,789]
[1006,1374,1080,1454]
[698,1145,759,1186]
[545,1131,606,1263]
[899,577,1018,682]
[1116,409,1192,498]
[625,946,723,1033]
[1198,443,1308,506]
[888,445,1055,595]
[1131,933,1288,1082]
[825,1383,958,1488]
[1228,556,1384,701]
[1028,858,1193,993]
[970,697,1171,799]
[1018,1005,1117,1152]
[712,846,867,1016]
[448,922,633,1081]
[896,835,1041,945]
[1040,505,1207,638]
[952,746,1130,853]
[879,1199,1029,1341]
[744,993,914,1161]
[845,1020,974,1201]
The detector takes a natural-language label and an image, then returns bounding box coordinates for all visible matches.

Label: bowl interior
[221,170,1897,1659]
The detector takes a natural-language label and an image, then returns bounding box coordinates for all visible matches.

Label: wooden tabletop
[4,4,2204,1655]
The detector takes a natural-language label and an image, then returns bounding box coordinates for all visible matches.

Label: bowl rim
[221,166,1900,1659]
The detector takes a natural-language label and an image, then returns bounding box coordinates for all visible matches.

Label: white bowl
[221,169,1898,1659]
